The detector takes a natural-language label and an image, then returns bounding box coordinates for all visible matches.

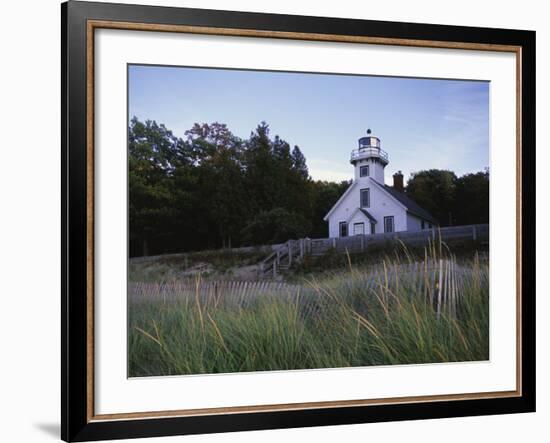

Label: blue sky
[129,64,489,183]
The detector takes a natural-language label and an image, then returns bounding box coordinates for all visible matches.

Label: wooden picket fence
[129,255,487,320]
[259,224,488,277]
[129,279,301,305]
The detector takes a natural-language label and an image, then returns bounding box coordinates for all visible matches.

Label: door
[384,216,394,233]
[339,221,348,237]
[353,222,365,235]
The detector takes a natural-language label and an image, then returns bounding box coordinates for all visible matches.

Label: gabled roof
[359,208,377,224]
[324,177,438,225]
[345,207,378,225]
[323,182,356,221]
[382,185,438,224]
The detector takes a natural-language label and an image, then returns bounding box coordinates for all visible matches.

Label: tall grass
[129,247,270,282]
[129,242,489,376]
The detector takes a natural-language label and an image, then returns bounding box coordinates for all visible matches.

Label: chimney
[393,171,404,192]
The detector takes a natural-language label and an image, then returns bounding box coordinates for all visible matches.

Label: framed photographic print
[61,1,536,441]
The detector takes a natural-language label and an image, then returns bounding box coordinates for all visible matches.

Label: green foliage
[129,117,330,255]
[129,116,489,256]
[186,122,247,248]
[240,208,311,245]
[405,169,457,226]
[454,170,490,225]
[406,168,489,226]
[309,180,351,238]
[129,117,191,255]
[243,123,313,219]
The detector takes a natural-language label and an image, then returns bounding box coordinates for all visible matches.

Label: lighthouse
[324,129,437,238]
[350,128,389,184]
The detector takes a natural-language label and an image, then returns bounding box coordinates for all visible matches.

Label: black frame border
[62,1,536,441]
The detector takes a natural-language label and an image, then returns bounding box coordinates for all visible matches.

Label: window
[421,220,425,230]
[353,222,364,235]
[384,216,394,233]
[360,165,369,177]
[370,222,376,235]
[360,188,370,208]
[428,223,433,229]
[339,221,348,237]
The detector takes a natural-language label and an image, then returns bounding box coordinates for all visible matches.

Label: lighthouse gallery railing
[350,147,389,162]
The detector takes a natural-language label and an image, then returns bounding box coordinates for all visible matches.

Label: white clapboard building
[324,130,437,238]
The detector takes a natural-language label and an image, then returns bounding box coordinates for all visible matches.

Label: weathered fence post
[299,238,304,259]
[288,241,292,266]
[472,224,477,241]
[436,258,443,320]
[332,237,337,249]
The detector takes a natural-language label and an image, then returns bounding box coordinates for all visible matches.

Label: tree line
[406,168,489,227]
[129,117,488,257]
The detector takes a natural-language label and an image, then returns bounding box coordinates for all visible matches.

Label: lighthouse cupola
[350,129,389,183]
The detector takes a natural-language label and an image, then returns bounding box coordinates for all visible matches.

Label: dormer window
[360,165,370,177]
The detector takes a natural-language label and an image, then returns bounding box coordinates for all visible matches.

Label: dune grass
[128,243,489,377]
[129,247,270,282]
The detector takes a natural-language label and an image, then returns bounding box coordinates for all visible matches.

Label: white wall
[353,157,386,183]
[348,210,370,235]
[0,1,548,443]
[328,178,407,237]
[407,213,424,231]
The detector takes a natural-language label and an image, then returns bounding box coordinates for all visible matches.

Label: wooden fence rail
[129,257,486,320]
[306,224,488,256]
[129,279,301,304]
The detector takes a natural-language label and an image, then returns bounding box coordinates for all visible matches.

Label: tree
[291,146,309,179]
[406,169,457,226]
[129,116,489,256]
[129,118,318,254]
[309,180,351,238]
[128,117,189,255]
[185,122,247,249]
[243,122,279,214]
[405,168,490,227]
[185,122,240,163]
[243,123,312,222]
[454,169,489,225]
[240,208,311,245]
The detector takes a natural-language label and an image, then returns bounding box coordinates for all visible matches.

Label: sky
[128,64,489,184]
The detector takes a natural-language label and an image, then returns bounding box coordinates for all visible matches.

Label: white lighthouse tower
[324,128,437,238]
[350,128,389,183]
